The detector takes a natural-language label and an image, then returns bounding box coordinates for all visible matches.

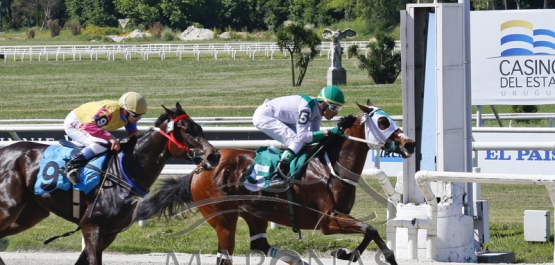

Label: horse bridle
[153,114,198,160]
[361,108,399,155]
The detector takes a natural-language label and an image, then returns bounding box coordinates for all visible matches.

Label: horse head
[353,99,415,158]
[155,102,221,169]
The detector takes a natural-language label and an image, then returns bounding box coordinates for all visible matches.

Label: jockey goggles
[326,102,342,112]
[128,110,144,118]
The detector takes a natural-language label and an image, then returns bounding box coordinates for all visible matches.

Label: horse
[0,102,220,265]
[137,100,416,265]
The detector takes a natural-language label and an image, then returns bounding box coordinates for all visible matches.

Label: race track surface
[0,251,517,265]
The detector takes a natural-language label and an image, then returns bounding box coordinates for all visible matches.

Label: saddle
[242,146,311,192]
[34,141,110,195]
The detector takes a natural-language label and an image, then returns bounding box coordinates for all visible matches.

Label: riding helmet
[118,92,147,114]
[317,85,345,106]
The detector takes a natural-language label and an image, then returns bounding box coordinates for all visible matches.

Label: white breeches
[64,111,109,155]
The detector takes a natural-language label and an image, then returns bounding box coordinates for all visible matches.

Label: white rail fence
[0,41,397,62]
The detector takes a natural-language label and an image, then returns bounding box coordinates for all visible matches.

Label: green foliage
[114,0,161,29]
[82,25,121,36]
[65,0,118,27]
[162,29,175,41]
[510,105,539,124]
[275,22,321,87]
[351,32,401,84]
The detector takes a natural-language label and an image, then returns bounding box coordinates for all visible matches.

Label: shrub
[27,29,35,39]
[67,19,81,36]
[162,30,175,41]
[47,19,60,37]
[350,32,401,84]
[150,22,163,38]
[83,26,121,36]
[212,27,221,38]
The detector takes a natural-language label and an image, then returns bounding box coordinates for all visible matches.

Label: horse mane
[337,114,357,130]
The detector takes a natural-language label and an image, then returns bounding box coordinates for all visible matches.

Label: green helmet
[317,85,345,111]
[118,92,147,115]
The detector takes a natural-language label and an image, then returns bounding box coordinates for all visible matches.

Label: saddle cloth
[34,146,107,195]
[242,146,307,191]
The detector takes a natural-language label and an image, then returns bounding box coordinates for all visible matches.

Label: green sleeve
[312,130,325,142]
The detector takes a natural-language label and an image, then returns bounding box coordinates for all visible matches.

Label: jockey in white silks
[252,85,346,188]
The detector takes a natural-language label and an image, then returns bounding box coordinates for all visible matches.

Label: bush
[350,32,401,84]
[27,29,35,39]
[150,22,163,38]
[47,19,60,37]
[83,26,121,36]
[162,30,174,41]
[67,19,81,36]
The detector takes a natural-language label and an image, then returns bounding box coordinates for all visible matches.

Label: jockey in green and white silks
[252,85,346,188]
[62,92,147,185]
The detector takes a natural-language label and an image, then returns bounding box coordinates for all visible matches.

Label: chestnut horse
[0,103,220,265]
[137,100,415,265]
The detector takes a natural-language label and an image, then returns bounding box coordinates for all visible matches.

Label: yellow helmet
[118,92,147,115]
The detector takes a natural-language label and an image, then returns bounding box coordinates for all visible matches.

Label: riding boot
[61,150,89,185]
[266,149,295,189]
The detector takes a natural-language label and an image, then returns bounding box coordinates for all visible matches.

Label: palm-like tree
[276,22,321,87]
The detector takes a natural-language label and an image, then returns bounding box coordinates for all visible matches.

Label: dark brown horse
[137,100,415,265]
[0,103,220,265]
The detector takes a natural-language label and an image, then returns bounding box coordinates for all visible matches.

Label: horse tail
[136,172,195,221]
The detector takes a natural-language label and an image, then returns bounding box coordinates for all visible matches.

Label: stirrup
[266,174,288,189]
[65,168,80,185]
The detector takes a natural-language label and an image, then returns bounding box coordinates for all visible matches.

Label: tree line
[1,0,552,33]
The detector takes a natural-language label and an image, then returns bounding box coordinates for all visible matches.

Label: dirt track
[0,251,514,265]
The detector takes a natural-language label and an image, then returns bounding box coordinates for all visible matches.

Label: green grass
[0,55,405,120]
[1,43,555,263]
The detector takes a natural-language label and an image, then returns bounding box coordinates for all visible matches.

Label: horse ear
[357,102,372,113]
[162,105,177,117]
[366,99,376,106]
[175,102,182,110]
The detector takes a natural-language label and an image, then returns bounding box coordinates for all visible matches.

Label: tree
[349,32,401,84]
[276,22,321,87]
[114,0,161,29]
[39,0,62,29]
[66,0,117,27]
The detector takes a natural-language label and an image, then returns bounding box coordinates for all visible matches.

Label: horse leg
[241,213,305,265]
[76,224,103,265]
[320,212,397,265]
[0,199,49,238]
[204,211,239,265]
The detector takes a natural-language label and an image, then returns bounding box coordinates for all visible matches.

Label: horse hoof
[330,249,349,260]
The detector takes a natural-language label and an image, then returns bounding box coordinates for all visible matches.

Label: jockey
[253,85,345,188]
[61,92,147,185]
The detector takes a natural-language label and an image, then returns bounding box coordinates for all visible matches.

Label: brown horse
[137,100,415,265]
[0,102,220,265]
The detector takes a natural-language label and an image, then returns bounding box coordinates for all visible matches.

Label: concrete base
[393,203,476,262]
[476,251,515,263]
[327,67,346,85]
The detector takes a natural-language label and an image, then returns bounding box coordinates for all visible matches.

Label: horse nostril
[207,151,221,166]
[405,142,416,154]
